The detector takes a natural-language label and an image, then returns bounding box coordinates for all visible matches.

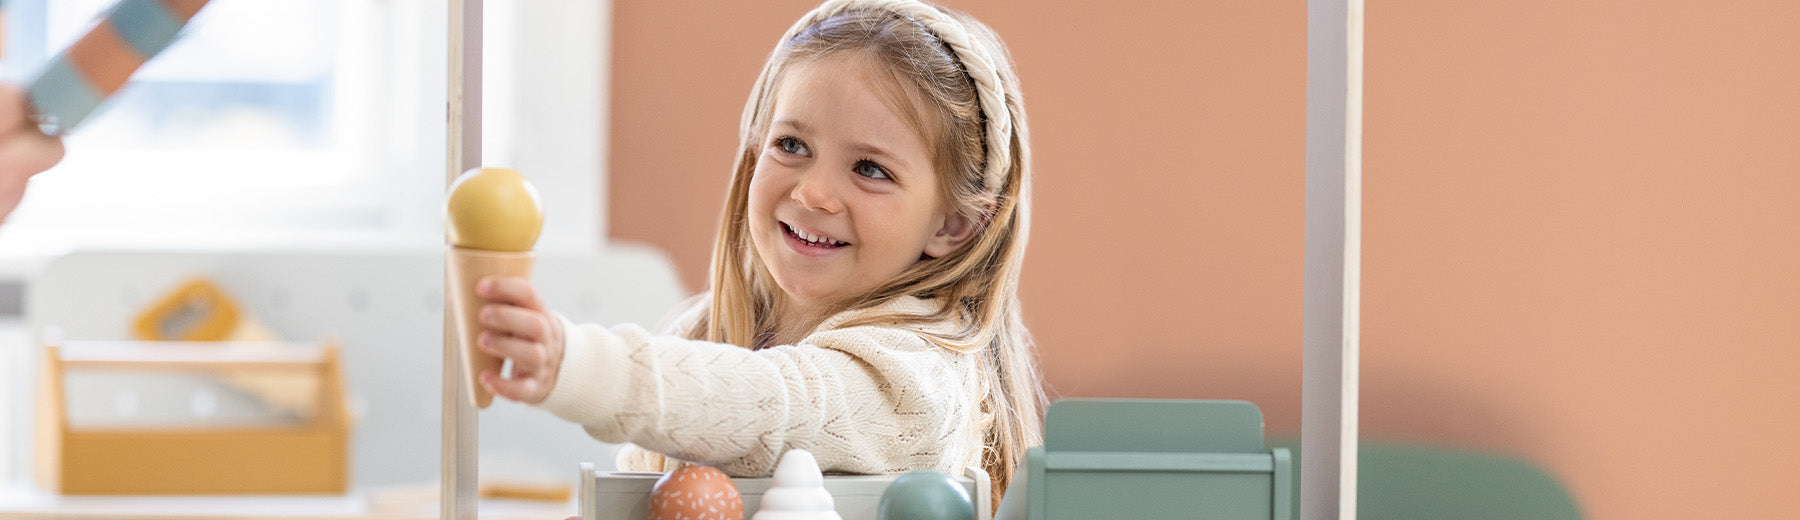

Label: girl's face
[748,53,974,314]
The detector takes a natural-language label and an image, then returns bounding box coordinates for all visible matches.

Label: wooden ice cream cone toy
[446,247,535,408]
[445,167,544,408]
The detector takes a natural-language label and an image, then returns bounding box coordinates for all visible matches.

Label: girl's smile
[780,221,850,255]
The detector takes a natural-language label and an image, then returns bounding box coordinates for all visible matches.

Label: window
[0,0,449,260]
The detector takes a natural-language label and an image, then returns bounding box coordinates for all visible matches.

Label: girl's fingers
[480,370,545,404]
[477,275,546,310]
[477,332,545,370]
[466,275,560,407]
[480,302,550,339]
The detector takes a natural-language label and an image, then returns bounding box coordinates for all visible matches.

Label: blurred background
[0,1,1794,518]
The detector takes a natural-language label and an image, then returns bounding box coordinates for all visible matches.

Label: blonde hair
[687,0,1043,507]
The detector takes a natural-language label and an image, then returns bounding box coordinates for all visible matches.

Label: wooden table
[0,485,573,520]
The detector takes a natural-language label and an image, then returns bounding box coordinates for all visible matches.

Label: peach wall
[606,1,1799,518]
[1364,1,1800,518]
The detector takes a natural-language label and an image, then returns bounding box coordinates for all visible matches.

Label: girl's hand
[474,275,566,405]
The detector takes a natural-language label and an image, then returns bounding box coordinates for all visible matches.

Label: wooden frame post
[444,0,483,519]
[1303,0,1362,518]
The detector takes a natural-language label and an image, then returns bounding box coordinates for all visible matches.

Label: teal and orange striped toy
[24,0,210,135]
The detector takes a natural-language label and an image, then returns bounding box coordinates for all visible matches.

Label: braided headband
[754,0,1013,194]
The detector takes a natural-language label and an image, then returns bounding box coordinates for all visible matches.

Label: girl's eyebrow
[771,119,810,133]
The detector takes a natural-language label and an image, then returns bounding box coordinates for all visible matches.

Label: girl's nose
[791,169,843,214]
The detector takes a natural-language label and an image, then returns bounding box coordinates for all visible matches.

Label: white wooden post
[443,0,482,519]
[1303,0,1362,518]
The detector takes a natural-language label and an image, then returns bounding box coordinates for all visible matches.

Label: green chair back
[1271,440,1582,520]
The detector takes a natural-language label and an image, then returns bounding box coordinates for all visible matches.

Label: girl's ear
[924,212,979,259]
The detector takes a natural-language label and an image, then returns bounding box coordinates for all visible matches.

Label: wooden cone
[447,247,535,408]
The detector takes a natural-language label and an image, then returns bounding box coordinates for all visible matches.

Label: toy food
[445,166,543,408]
[876,470,974,520]
[649,465,744,520]
[752,449,841,520]
[446,167,544,251]
[29,0,212,134]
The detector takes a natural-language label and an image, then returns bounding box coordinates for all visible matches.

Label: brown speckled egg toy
[649,465,744,520]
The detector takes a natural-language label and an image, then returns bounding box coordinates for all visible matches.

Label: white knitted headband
[760,0,1013,194]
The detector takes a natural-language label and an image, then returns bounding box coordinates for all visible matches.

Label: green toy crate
[999,399,1293,520]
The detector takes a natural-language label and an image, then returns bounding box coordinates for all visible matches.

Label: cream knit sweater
[536,295,988,478]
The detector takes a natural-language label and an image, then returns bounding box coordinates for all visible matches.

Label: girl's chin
[771,280,844,310]
[775,287,832,308]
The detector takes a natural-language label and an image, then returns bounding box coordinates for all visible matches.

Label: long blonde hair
[687,0,1044,506]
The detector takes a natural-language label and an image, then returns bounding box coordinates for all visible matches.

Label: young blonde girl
[473,0,1041,506]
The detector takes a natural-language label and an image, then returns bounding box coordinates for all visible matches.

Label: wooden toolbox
[34,340,350,495]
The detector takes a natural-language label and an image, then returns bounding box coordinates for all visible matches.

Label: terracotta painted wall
[1363,2,1800,519]
[606,1,1799,518]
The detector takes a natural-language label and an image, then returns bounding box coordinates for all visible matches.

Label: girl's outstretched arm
[473,277,982,476]
[538,297,983,478]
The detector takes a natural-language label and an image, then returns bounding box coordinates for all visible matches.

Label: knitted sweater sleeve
[535,316,982,477]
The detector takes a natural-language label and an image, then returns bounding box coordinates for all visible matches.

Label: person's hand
[0,84,66,221]
[475,275,566,405]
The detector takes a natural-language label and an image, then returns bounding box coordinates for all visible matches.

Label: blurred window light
[0,0,445,256]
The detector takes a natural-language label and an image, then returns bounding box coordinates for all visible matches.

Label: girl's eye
[775,136,809,156]
[853,160,891,180]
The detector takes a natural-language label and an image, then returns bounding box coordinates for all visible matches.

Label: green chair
[998,399,1294,520]
[1271,440,1582,520]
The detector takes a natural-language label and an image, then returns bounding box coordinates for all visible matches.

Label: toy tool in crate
[34,339,350,495]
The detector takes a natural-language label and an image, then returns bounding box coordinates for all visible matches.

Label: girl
[472,0,1041,506]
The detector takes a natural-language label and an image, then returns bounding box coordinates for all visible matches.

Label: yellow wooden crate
[35,340,350,495]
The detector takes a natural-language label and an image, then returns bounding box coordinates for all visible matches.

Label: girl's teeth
[789,224,843,246]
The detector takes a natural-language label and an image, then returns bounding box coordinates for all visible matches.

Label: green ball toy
[877,470,974,520]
